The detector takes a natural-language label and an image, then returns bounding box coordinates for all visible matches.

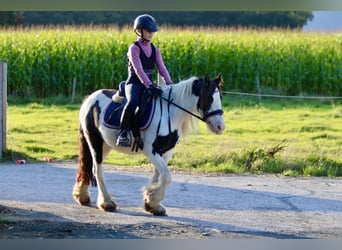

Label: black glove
[148,84,163,97]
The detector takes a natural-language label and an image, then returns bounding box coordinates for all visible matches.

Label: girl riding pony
[117,14,173,147]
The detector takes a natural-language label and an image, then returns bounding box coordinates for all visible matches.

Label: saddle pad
[103,98,155,131]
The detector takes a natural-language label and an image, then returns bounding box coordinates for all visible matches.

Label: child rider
[116,14,173,147]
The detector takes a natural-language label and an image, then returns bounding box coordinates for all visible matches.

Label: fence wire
[222,91,342,100]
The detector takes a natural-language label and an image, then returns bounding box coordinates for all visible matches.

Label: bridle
[160,86,224,123]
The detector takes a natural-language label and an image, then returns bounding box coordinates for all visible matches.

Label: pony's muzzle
[207,115,226,134]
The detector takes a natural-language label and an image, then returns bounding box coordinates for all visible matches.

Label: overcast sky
[303,11,342,32]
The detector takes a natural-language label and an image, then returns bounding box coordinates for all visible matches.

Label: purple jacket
[127,38,173,87]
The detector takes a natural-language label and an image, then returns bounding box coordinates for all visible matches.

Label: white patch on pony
[167,77,199,137]
[204,89,226,134]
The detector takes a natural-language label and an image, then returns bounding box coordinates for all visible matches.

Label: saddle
[103,81,156,131]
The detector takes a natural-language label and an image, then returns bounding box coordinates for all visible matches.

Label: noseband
[202,109,224,121]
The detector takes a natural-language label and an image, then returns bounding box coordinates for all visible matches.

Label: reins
[159,87,223,122]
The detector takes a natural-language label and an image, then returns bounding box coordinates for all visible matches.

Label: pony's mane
[168,76,200,137]
[171,76,197,103]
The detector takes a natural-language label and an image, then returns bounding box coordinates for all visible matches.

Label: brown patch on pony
[75,125,93,186]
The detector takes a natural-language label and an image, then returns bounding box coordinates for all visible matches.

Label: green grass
[5,96,342,177]
[7,103,80,162]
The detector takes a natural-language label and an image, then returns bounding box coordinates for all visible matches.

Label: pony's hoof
[153,210,167,216]
[75,196,90,206]
[72,184,91,206]
[98,201,117,212]
[144,202,167,216]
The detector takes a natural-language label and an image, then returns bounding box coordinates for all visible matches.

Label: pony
[72,74,226,216]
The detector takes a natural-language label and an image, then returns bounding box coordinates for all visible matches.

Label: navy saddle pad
[103,96,156,131]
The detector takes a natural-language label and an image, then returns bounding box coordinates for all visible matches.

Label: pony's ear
[204,74,210,83]
[216,73,223,86]
[157,73,168,89]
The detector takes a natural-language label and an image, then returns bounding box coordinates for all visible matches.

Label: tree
[3,11,313,29]
[235,11,313,28]
[0,11,16,25]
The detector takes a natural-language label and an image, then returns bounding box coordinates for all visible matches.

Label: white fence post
[0,60,7,158]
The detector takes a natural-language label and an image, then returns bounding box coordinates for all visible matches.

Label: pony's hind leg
[72,156,91,205]
[95,165,117,212]
[73,126,92,206]
[74,103,116,212]
[94,144,117,212]
[73,182,91,206]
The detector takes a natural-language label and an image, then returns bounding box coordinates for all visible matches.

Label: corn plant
[0,26,341,98]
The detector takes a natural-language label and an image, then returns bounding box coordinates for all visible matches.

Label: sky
[303,11,342,32]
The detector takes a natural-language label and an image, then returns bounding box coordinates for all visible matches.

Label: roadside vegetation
[1,25,341,177]
[6,95,342,177]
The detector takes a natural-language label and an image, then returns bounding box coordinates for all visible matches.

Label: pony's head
[193,74,226,134]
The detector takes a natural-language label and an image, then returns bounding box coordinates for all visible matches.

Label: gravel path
[1,163,342,239]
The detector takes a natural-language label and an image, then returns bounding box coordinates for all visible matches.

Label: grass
[7,103,80,162]
[5,95,342,177]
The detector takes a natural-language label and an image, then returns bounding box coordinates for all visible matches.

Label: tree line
[0,11,313,28]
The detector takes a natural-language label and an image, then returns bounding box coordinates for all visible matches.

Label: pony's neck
[170,77,198,110]
[167,77,199,137]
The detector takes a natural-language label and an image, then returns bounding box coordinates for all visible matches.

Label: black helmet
[133,14,158,32]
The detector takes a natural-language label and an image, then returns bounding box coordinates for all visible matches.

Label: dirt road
[1,162,342,239]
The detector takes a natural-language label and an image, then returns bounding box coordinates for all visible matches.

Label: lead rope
[161,86,224,122]
[160,88,205,122]
[167,88,172,134]
[155,88,173,139]
[155,94,163,139]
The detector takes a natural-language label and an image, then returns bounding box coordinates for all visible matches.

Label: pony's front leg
[150,150,173,184]
[143,154,171,216]
[94,161,117,212]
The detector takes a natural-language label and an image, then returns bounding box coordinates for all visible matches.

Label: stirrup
[116,130,131,147]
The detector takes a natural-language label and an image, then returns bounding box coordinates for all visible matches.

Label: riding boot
[116,106,135,147]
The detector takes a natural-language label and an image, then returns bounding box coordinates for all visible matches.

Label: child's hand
[148,84,163,96]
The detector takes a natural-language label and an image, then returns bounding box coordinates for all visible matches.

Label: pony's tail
[75,124,96,186]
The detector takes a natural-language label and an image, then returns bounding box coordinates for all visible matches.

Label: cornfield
[0,26,341,98]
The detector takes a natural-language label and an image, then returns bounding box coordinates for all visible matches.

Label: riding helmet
[133,14,158,32]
